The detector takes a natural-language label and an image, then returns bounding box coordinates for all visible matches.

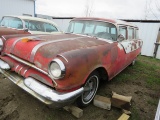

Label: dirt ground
[0,56,159,120]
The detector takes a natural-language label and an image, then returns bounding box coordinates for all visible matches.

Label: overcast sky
[36,0,160,20]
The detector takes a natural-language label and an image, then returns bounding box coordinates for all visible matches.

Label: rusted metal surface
[0,27,30,36]
[0,18,142,92]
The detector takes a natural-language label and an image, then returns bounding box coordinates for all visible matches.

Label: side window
[25,21,29,29]
[73,22,84,34]
[44,23,58,32]
[119,27,127,40]
[111,28,116,34]
[0,17,23,29]
[135,29,139,39]
[128,27,134,40]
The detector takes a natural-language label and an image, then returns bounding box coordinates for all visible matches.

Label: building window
[23,14,32,17]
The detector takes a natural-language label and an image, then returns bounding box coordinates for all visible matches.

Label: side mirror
[117,34,125,41]
[24,28,28,32]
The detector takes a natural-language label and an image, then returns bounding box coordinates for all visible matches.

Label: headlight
[49,58,65,79]
[0,38,3,51]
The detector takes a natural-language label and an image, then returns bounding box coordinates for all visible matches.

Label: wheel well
[94,67,109,81]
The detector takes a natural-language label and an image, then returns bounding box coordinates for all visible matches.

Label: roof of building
[121,19,160,23]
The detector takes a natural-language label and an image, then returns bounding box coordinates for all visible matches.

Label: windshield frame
[67,20,118,41]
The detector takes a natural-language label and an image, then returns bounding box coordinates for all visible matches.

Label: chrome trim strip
[57,54,68,63]
[22,67,30,76]
[30,36,86,62]
[18,67,23,74]
[5,53,57,86]
[6,54,48,75]
[15,65,19,71]
[10,35,45,53]
[1,36,6,40]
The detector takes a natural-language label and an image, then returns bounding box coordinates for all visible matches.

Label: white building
[0,0,36,19]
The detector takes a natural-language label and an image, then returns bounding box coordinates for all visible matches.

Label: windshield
[24,20,58,32]
[67,20,117,41]
[0,17,23,29]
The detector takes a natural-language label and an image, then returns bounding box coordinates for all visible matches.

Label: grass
[147,99,158,106]
[112,55,160,88]
[111,55,160,120]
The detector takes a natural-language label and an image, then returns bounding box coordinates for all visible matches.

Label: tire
[76,71,99,108]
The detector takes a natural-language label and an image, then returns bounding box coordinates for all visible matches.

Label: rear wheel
[76,72,99,108]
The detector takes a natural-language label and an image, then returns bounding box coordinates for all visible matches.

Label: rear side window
[119,27,127,40]
[44,23,58,32]
[128,27,134,39]
[24,20,58,32]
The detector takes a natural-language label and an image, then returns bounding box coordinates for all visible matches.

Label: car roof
[72,17,138,28]
[2,15,58,26]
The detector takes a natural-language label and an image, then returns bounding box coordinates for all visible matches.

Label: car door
[118,26,142,67]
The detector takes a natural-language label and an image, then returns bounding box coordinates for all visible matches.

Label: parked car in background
[0,17,143,108]
[0,16,60,36]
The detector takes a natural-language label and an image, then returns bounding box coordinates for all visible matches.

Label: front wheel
[76,72,99,108]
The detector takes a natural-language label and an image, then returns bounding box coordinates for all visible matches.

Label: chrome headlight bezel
[49,58,65,80]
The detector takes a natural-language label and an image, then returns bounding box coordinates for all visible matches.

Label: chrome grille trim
[6,53,48,75]
[5,53,57,86]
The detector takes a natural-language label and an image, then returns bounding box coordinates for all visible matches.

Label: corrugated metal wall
[0,0,35,19]
[131,22,160,57]
[52,19,72,32]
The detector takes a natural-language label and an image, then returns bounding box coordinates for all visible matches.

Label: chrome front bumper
[0,60,84,108]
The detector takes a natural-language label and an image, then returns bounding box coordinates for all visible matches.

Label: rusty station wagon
[0,17,142,108]
[0,16,60,36]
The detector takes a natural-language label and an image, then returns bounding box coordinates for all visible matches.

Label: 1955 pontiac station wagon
[0,17,142,108]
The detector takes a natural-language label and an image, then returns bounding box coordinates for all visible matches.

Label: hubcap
[82,75,98,103]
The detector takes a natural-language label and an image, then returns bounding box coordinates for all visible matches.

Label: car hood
[4,33,108,71]
[0,27,29,36]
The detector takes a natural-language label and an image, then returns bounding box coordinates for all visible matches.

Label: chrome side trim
[15,65,19,71]
[18,67,23,74]
[57,54,68,63]
[10,35,45,53]
[1,36,6,40]
[6,54,48,75]
[30,36,86,62]
[22,67,30,76]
